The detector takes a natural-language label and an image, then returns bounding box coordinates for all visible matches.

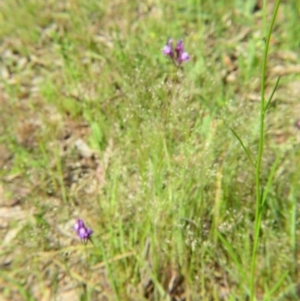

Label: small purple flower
[175,40,190,63]
[74,219,93,243]
[73,219,84,232]
[78,226,93,240]
[162,38,190,66]
[163,38,174,57]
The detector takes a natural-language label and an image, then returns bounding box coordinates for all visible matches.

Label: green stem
[250,1,281,300]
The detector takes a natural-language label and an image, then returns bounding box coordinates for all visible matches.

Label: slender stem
[250,1,281,300]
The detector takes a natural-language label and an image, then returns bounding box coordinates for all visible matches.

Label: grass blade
[217,232,249,287]
[265,76,281,112]
[261,153,282,207]
[263,271,288,300]
[229,127,256,168]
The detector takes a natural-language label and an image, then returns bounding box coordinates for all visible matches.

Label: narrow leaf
[261,153,282,207]
[230,127,256,168]
[263,270,288,300]
[265,76,281,112]
[217,232,250,286]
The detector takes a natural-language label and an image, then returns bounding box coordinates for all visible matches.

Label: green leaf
[229,127,256,168]
[265,76,281,112]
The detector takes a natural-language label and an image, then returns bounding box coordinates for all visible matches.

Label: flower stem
[250,1,281,300]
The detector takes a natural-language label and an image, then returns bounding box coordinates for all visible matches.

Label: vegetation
[0,0,299,300]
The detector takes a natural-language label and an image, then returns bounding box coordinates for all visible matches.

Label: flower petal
[78,227,88,239]
[175,40,184,53]
[163,45,172,55]
[179,52,190,62]
[86,228,93,237]
[74,219,85,232]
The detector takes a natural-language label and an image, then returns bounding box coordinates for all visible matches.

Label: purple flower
[74,219,93,243]
[175,40,190,63]
[163,38,174,57]
[162,38,190,66]
[74,219,84,232]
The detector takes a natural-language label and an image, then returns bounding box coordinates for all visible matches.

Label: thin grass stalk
[250,1,281,300]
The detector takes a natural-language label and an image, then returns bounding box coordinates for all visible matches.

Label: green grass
[0,0,299,300]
